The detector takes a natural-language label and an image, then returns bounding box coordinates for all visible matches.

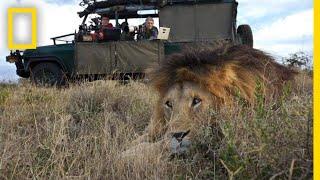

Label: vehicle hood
[23,44,74,57]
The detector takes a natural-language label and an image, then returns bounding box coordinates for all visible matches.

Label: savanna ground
[0,71,313,179]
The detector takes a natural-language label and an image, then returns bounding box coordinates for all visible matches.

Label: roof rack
[77,0,234,18]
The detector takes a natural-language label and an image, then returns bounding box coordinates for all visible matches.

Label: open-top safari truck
[6,0,253,86]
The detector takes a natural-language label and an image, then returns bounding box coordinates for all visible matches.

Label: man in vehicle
[137,17,158,40]
[92,15,114,41]
[120,22,134,41]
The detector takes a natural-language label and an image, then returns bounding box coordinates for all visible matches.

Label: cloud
[0,0,82,50]
[253,9,313,56]
[0,0,82,81]
[237,0,312,22]
[254,9,313,42]
[236,0,313,57]
[0,65,19,82]
[43,0,77,5]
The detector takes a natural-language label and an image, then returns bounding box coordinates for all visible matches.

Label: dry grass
[0,72,312,179]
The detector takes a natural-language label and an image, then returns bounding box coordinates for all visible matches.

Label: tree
[283,51,312,70]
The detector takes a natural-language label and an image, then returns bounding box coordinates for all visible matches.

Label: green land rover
[6,0,253,86]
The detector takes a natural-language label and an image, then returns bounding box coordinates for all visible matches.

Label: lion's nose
[172,130,190,141]
[170,130,191,158]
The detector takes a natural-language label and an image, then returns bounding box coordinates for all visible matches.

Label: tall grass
[0,72,312,179]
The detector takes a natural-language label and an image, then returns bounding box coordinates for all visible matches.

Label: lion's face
[161,82,219,140]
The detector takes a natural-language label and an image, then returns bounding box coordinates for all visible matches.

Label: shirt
[138,26,159,40]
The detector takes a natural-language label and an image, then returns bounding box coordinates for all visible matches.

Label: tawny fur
[135,44,296,144]
[150,45,295,103]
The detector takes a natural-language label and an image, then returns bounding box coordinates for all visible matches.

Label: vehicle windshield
[51,33,75,45]
[85,11,159,29]
[81,13,159,41]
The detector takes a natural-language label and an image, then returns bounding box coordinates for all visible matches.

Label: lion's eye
[165,101,173,109]
[192,97,202,107]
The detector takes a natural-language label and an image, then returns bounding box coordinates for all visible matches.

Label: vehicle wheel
[237,24,253,48]
[30,62,66,86]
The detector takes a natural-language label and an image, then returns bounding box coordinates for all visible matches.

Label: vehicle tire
[237,24,253,48]
[30,62,66,86]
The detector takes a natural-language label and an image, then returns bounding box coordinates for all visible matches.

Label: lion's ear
[206,63,257,103]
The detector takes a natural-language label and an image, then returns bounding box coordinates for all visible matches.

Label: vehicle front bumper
[6,51,30,78]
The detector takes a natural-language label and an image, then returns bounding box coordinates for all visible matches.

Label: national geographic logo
[7,7,37,50]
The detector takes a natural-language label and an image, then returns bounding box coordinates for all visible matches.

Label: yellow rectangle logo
[8,7,37,50]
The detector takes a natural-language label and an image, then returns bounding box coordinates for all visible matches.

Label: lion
[123,44,296,158]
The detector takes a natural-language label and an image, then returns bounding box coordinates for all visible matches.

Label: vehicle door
[74,42,115,75]
[113,40,164,73]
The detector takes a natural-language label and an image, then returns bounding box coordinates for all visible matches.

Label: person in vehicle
[137,17,158,40]
[120,22,134,41]
[92,15,114,41]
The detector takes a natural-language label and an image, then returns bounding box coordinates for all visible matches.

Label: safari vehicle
[6,0,253,86]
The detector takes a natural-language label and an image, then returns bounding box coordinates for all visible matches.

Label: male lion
[125,45,296,158]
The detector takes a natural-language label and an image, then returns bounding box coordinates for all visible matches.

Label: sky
[0,0,314,82]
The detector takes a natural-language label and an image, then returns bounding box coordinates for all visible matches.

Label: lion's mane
[149,45,296,104]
